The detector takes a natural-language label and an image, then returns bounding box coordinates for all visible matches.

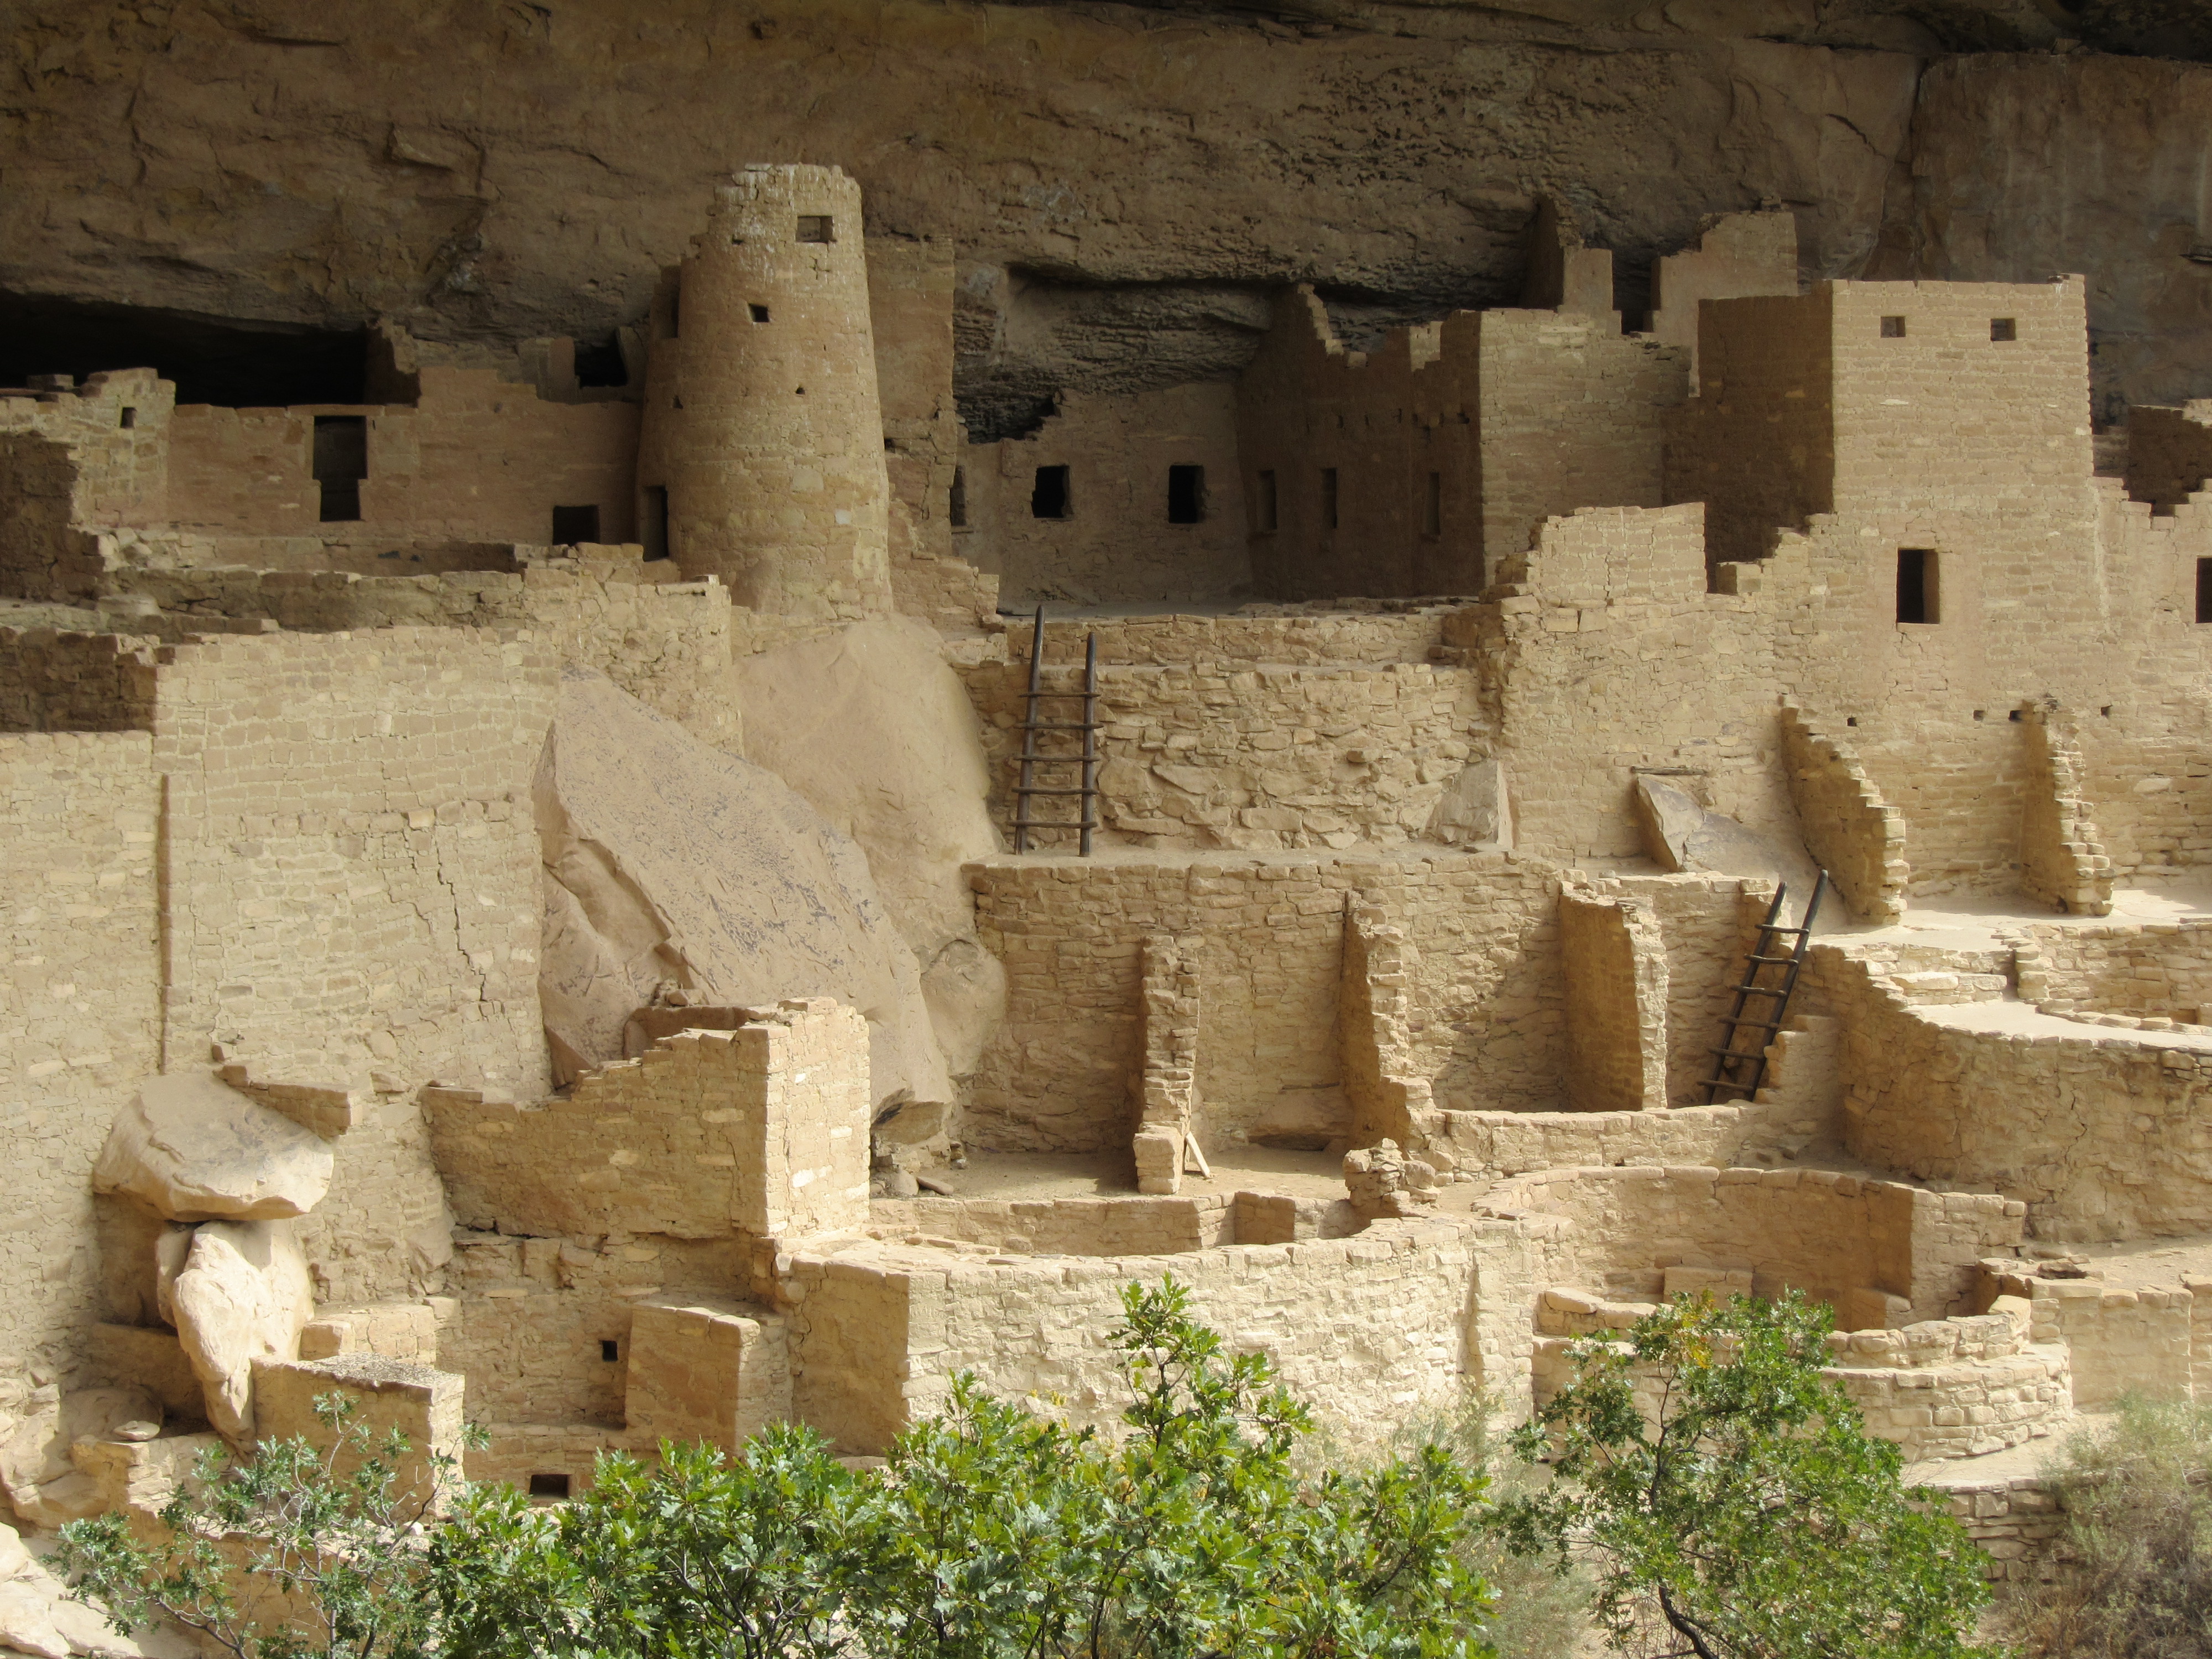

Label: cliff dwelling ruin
[12,0,2212,1629]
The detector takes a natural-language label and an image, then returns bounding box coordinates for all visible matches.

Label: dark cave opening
[0,291,369,407]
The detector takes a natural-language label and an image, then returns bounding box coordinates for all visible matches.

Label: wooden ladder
[1010,606,1101,855]
[1701,869,1829,1104]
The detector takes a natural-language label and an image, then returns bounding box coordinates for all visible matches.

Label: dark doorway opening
[1321,467,1339,531]
[312,416,368,523]
[572,335,627,388]
[1031,465,1071,520]
[1897,548,1939,624]
[950,467,968,529]
[552,504,601,545]
[641,486,671,561]
[1167,464,1205,524]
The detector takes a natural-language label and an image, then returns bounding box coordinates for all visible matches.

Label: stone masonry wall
[784,1217,1484,1452]
[1484,1164,2023,1324]
[1819,945,2212,1240]
[166,369,639,546]
[2018,700,2114,915]
[0,732,161,1389]
[429,1001,871,1243]
[1778,705,1907,924]
[2015,919,2212,1024]
[958,385,1251,606]
[0,630,159,733]
[965,853,1563,1155]
[1558,887,1666,1113]
[964,649,1481,853]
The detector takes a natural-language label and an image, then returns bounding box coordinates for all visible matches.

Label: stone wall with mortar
[964,853,1564,1155]
[0,732,161,1389]
[166,370,638,547]
[0,629,158,733]
[963,649,1481,854]
[1778,705,1907,924]
[0,373,176,601]
[1647,209,1801,375]
[2025,1277,2197,1408]
[2015,919,2212,1024]
[1815,943,2212,1240]
[1483,1164,2024,1324]
[1234,288,1686,602]
[784,1216,1486,1452]
[958,385,1250,607]
[102,555,740,750]
[1558,886,1667,1113]
[638,165,893,619]
[2018,700,2114,915]
[428,1002,871,1243]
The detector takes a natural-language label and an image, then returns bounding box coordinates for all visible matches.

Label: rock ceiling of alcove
[7,0,2212,434]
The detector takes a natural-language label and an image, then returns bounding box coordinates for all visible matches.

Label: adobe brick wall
[2125,401,2212,512]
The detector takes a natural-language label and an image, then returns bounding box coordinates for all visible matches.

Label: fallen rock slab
[170,1220,314,1439]
[92,1073,334,1224]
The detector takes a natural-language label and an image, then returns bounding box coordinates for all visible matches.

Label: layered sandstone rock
[169,1220,315,1440]
[91,1073,333,1224]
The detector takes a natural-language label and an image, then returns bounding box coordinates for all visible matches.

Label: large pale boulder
[0,1387,160,1528]
[536,666,950,1107]
[731,619,1006,1077]
[0,1525,197,1658]
[92,1073,333,1224]
[1632,775,1820,917]
[170,1220,314,1440]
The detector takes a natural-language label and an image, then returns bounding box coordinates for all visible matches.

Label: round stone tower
[638,164,894,617]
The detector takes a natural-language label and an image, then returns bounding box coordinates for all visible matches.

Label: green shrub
[1493,1290,2000,1659]
[1999,1394,2212,1657]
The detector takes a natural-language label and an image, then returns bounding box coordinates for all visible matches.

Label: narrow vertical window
[1255,470,1279,533]
[641,485,671,561]
[1031,465,1071,520]
[1897,548,1939,624]
[1422,471,1442,537]
[312,415,368,524]
[1321,467,1339,531]
[2197,558,2212,624]
[118,407,137,430]
[1167,465,1204,524]
[950,467,968,529]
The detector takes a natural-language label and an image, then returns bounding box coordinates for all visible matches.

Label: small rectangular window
[1255,470,1278,533]
[949,467,968,529]
[528,1473,572,1500]
[796,215,834,243]
[1897,547,1939,624]
[601,1339,620,1362]
[1422,471,1442,538]
[551,504,600,545]
[1031,465,1071,520]
[641,484,671,562]
[118,407,137,430]
[749,304,770,324]
[312,415,368,524]
[1167,465,1204,524]
[1880,316,1906,338]
[2197,558,2212,624]
[1990,317,2016,342]
[1321,467,1339,531]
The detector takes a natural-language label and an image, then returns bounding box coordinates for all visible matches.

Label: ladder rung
[1707,1045,1767,1058]
[1698,1079,1756,1093]
[1759,925,1809,937]
[1019,723,1100,732]
[1745,953,1799,965]
[1013,822,1098,831]
[1013,787,1094,797]
[1729,1019,1783,1031]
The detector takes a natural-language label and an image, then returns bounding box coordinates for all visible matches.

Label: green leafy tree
[1492,1290,2000,1659]
[55,1392,468,1659]
[439,1277,1497,1659]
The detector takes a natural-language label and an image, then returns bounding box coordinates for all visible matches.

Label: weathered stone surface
[732,618,1006,1078]
[0,1525,196,1659]
[0,1386,160,1528]
[170,1220,314,1440]
[536,666,948,1108]
[1632,774,1820,910]
[91,1073,335,1224]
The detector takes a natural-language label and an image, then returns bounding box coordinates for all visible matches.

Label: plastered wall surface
[959,385,1250,606]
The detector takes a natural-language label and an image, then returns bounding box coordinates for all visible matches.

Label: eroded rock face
[732,618,1006,1079]
[91,1073,334,1224]
[536,666,952,1109]
[170,1221,315,1440]
[0,1386,161,1528]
